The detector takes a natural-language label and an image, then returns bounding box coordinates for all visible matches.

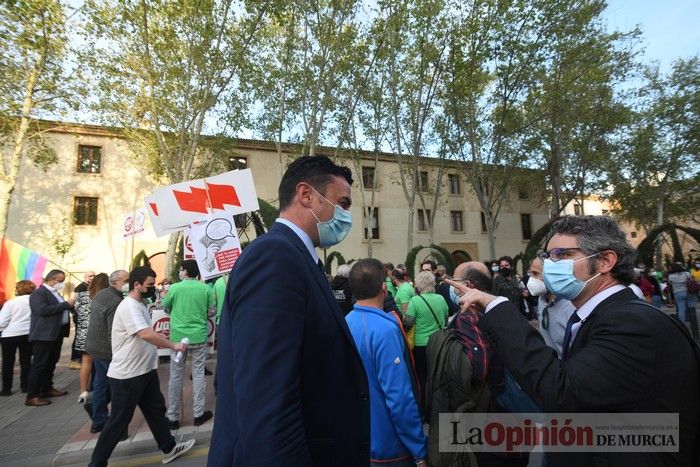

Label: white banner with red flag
[145,169,259,236]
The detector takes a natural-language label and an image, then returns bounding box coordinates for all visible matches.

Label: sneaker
[162,439,195,464]
[167,419,179,430]
[193,410,213,426]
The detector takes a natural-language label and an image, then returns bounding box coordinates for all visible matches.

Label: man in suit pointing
[209,156,370,467]
[449,216,699,467]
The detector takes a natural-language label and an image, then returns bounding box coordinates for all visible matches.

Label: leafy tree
[0,0,83,236]
[83,0,273,276]
[607,58,700,233]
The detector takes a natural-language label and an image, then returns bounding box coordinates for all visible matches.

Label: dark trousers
[26,338,63,398]
[89,370,175,467]
[1,334,31,392]
[91,358,111,429]
[413,345,427,410]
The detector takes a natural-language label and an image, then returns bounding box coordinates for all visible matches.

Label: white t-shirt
[108,296,158,380]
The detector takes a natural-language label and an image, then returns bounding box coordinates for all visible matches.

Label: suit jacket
[479,287,699,467]
[209,222,370,467]
[28,285,71,342]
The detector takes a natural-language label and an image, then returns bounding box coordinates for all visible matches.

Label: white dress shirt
[0,295,32,337]
[42,283,69,325]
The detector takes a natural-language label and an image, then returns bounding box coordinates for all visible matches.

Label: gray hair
[109,270,129,285]
[415,271,436,293]
[336,264,351,278]
[546,215,635,285]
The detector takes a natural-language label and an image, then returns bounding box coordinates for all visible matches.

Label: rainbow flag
[0,238,48,303]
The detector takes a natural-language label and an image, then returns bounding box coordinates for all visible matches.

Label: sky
[603,0,700,71]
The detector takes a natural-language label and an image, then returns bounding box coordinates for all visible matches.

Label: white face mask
[527,277,547,297]
[121,283,129,293]
[54,282,65,292]
[179,270,186,280]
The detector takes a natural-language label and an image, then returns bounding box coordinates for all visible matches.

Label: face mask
[54,282,65,292]
[121,283,129,293]
[527,277,547,297]
[695,263,700,269]
[309,189,352,248]
[178,270,186,280]
[162,284,170,291]
[500,267,512,276]
[543,254,601,300]
[449,285,462,306]
[144,286,157,300]
[491,266,499,272]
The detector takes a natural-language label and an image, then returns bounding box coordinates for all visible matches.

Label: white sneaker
[78,391,88,403]
[162,439,195,464]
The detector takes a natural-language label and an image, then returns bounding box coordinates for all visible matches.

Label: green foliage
[256,198,280,231]
[130,249,151,270]
[636,224,700,266]
[404,244,456,278]
[324,251,346,275]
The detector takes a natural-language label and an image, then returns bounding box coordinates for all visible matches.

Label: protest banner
[123,207,147,239]
[146,169,259,236]
[189,213,242,280]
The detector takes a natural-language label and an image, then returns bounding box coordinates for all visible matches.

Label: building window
[521,213,532,240]
[74,197,98,225]
[450,210,463,232]
[362,166,376,189]
[518,187,529,200]
[417,209,432,231]
[77,145,101,174]
[631,231,638,238]
[419,171,429,192]
[364,207,380,239]
[574,203,583,216]
[228,156,248,171]
[448,174,460,195]
[480,212,487,233]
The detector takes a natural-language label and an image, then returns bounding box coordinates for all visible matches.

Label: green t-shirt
[385,276,397,297]
[406,292,448,347]
[161,278,215,344]
[394,282,416,311]
[213,275,228,324]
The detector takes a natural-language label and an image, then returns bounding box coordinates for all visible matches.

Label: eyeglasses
[538,247,583,262]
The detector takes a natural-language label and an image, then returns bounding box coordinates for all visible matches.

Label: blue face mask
[309,189,352,247]
[449,285,461,306]
[542,254,600,300]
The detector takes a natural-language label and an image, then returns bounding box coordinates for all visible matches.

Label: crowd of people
[1,154,699,467]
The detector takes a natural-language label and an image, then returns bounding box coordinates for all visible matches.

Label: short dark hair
[129,266,157,291]
[181,259,200,279]
[278,156,353,210]
[421,260,437,271]
[44,269,64,282]
[391,268,406,281]
[669,262,684,274]
[546,215,635,285]
[460,268,493,293]
[498,256,513,267]
[349,259,385,300]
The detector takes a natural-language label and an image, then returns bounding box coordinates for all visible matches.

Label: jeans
[1,334,31,392]
[91,358,111,429]
[89,370,175,467]
[675,291,688,322]
[652,295,663,309]
[167,343,208,421]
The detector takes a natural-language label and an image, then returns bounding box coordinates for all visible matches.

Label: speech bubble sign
[206,218,235,241]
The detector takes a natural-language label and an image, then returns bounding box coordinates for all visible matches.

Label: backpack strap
[419,295,444,329]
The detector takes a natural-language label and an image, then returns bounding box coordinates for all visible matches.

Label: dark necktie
[317,259,325,275]
[561,311,581,361]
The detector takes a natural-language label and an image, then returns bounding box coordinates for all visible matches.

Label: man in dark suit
[209,156,370,467]
[25,269,75,406]
[449,216,699,467]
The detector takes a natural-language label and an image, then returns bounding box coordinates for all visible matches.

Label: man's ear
[297,182,314,208]
[597,250,618,274]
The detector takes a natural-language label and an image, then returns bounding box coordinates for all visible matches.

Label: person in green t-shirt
[213,274,229,325]
[384,262,397,297]
[392,269,415,317]
[404,271,449,408]
[161,260,216,428]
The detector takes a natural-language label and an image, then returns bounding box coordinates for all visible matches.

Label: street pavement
[0,340,216,467]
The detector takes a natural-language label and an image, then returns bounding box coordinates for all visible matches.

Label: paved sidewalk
[0,341,217,467]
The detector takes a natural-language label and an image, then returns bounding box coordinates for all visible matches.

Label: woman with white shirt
[0,280,36,396]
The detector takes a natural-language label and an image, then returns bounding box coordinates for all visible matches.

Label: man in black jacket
[449,215,699,467]
[26,269,75,406]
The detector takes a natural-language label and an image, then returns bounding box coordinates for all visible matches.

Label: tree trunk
[164,231,181,279]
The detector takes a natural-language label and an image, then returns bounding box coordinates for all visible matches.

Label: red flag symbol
[206,182,241,210]
[172,183,241,214]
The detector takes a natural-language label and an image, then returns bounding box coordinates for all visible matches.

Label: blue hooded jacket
[346,304,427,462]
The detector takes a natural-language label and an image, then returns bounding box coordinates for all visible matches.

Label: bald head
[453,261,492,293]
[84,271,96,284]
